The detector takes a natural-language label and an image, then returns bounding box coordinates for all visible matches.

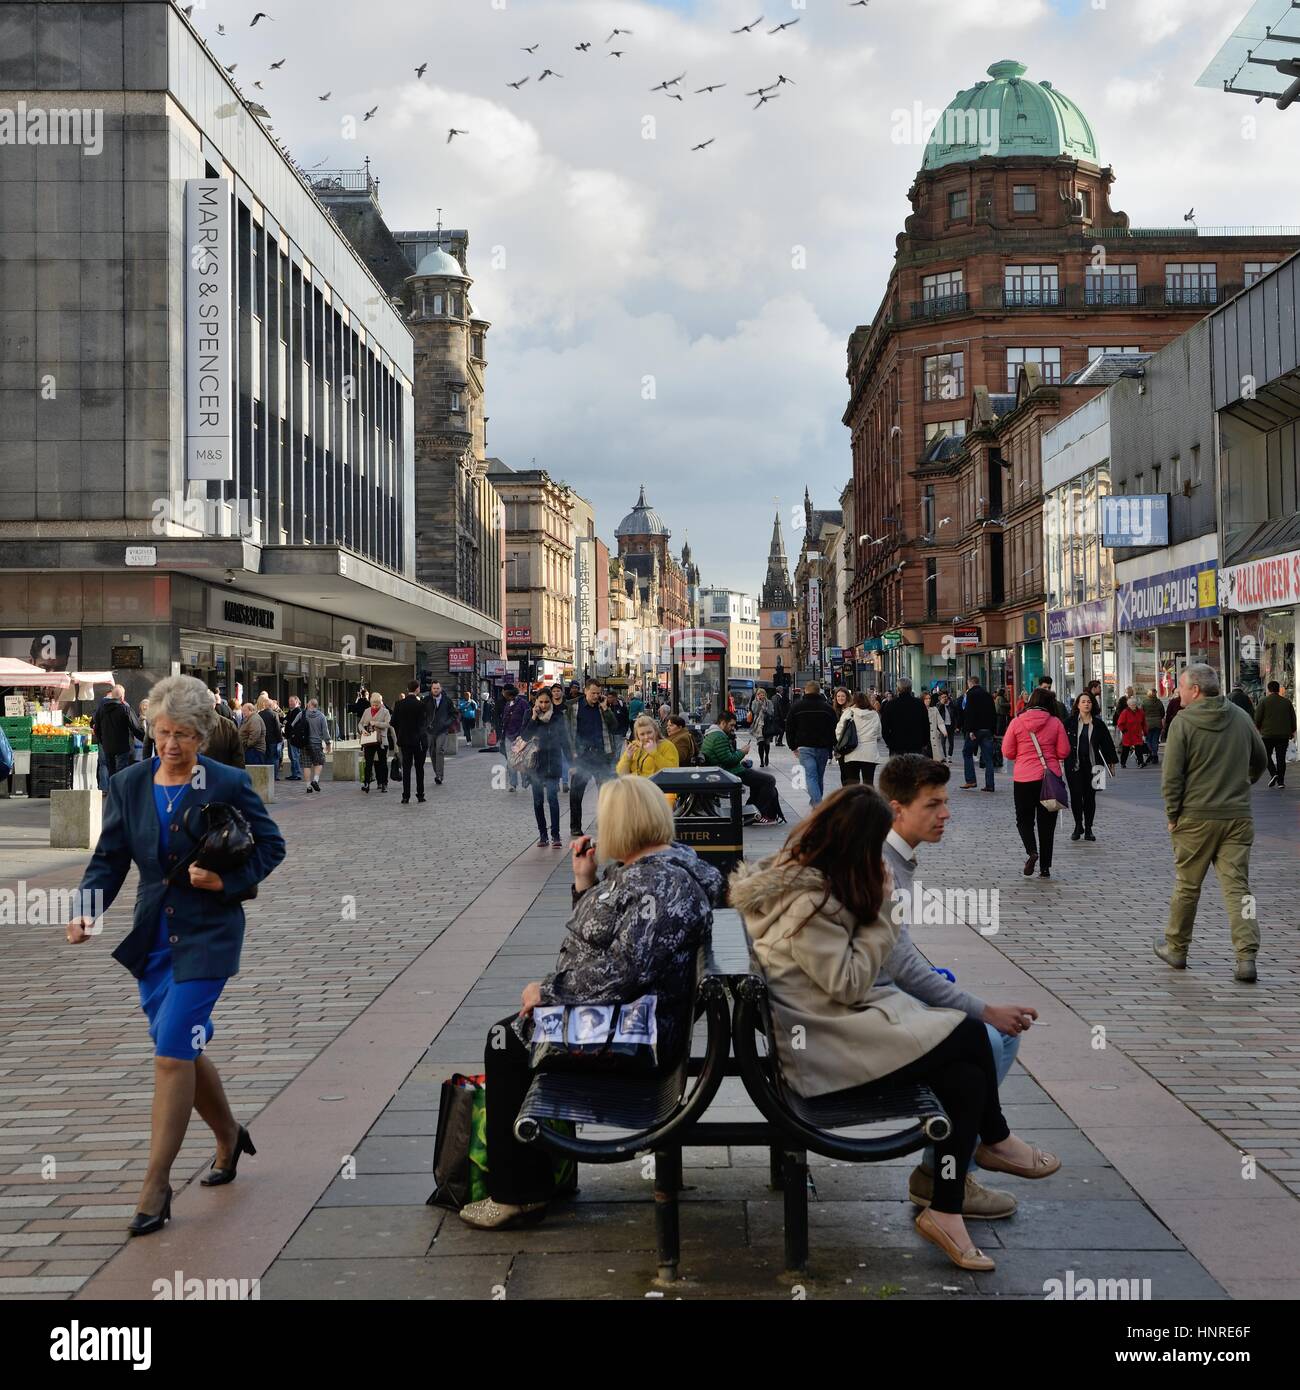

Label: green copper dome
[922,60,1099,170]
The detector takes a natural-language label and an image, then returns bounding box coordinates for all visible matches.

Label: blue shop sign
[1100,494,1169,548]
[1047,597,1112,642]
[1116,562,1219,632]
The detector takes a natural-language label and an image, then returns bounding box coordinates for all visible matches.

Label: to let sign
[448,646,475,671]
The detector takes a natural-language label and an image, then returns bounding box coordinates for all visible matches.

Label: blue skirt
[138,949,227,1061]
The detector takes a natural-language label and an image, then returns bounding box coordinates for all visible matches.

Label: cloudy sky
[205,0,1297,592]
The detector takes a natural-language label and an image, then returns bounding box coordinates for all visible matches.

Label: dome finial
[987,59,1027,79]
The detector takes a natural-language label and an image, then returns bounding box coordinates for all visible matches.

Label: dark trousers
[485,1014,556,1205]
[400,740,427,800]
[1066,766,1096,834]
[963,730,996,788]
[106,750,136,777]
[840,761,875,786]
[1013,778,1058,867]
[1119,743,1148,768]
[1264,736,1289,784]
[530,775,560,838]
[819,1018,1009,1215]
[362,742,388,788]
[569,755,614,834]
[757,740,771,767]
[738,766,781,819]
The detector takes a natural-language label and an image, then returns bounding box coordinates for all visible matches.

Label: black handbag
[165,802,258,901]
[389,752,402,780]
[835,715,859,755]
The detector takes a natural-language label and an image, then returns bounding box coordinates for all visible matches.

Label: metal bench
[515,908,950,1280]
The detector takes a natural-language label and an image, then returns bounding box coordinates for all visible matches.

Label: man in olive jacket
[1254,680,1297,789]
[1156,663,1268,983]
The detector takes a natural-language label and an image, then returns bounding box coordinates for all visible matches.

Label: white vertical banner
[575,537,595,676]
[807,577,822,680]
[185,179,233,481]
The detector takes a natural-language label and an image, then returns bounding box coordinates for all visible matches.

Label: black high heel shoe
[200,1125,257,1187]
[127,1185,172,1237]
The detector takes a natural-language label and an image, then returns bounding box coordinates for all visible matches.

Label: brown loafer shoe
[908,1166,1018,1219]
[458,1198,547,1231]
[975,1142,1061,1180]
[915,1209,995,1271]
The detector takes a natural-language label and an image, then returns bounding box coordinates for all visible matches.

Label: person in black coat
[257,699,284,780]
[1063,692,1118,841]
[390,682,430,804]
[520,691,568,846]
[957,676,998,791]
[881,678,931,757]
[92,685,144,777]
[422,680,458,786]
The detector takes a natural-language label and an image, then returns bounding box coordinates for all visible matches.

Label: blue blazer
[77,757,286,983]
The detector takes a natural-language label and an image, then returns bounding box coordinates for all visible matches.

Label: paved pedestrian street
[1,745,1297,1301]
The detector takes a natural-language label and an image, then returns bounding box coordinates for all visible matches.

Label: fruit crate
[31,734,74,753]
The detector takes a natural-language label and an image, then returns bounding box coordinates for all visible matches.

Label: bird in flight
[447,128,467,143]
[695,83,726,93]
[225,63,238,73]
[1184,207,1196,222]
[250,11,272,26]
[606,28,632,41]
[507,76,530,89]
[609,51,624,58]
[416,63,428,79]
[363,105,379,120]
[774,74,795,86]
[732,16,763,33]
[538,69,563,81]
[318,92,331,101]
[650,72,686,91]
[575,42,591,52]
[269,58,286,69]
[769,18,801,32]
[848,0,869,6]
[745,82,775,95]
[691,138,715,151]
[253,80,264,89]
[522,44,540,53]
[666,92,684,101]
[753,91,781,108]
[216,23,227,36]
[182,4,194,15]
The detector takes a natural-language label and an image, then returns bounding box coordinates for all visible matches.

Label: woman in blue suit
[66,675,286,1236]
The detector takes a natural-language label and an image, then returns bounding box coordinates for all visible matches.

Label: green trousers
[1165,817,1258,957]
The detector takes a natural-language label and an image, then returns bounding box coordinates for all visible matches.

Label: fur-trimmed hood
[728,856,855,944]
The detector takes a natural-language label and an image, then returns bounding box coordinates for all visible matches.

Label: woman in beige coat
[729,785,1059,1273]
[357,692,392,793]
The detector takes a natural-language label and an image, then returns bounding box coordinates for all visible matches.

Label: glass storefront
[1235,608,1297,703]
[1130,629,1156,699]
[1155,623,1185,698]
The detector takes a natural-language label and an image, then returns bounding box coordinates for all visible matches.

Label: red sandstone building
[844,58,1300,694]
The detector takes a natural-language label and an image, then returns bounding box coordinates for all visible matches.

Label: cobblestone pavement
[2,737,1296,1298]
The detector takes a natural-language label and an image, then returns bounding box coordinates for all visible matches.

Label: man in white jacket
[879,754,1054,1219]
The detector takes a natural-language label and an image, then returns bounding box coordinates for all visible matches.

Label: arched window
[432,292,444,315]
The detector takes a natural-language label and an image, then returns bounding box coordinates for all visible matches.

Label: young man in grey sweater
[880,754,1052,1219]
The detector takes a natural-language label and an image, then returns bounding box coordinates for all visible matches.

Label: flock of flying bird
[183,5,874,152]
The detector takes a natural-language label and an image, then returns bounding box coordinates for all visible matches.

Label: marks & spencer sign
[207,590,283,642]
[185,180,233,482]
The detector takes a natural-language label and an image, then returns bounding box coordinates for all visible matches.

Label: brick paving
[1,736,1297,1298]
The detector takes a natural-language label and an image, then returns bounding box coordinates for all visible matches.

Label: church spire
[761,510,794,611]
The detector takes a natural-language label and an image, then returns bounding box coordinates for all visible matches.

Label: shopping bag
[1028,730,1070,812]
[427,1073,485,1211]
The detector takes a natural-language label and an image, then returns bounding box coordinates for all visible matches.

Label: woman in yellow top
[617,714,680,778]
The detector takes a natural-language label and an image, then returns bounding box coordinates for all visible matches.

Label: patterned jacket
[528,845,725,1062]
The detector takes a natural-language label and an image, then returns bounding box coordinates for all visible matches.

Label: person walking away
[700,711,783,824]
[65,675,285,1236]
[749,688,773,766]
[459,690,479,743]
[93,685,143,778]
[1036,675,1068,723]
[923,691,947,764]
[302,698,331,791]
[498,685,531,792]
[1228,682,1254,717]
[1254,679,1296,788]
[422,681,457,787]
[1157,664,1268,981]
[282,696,307,781]
[1116,697,1149,768]
[881,677,930,758]
[565,681,618,837]
[993,688,1011,737]
[959,675,998,792]
[520,690,567,846]
[358,691,391,793]
[1161,688,1182,742]
[203,692,244,769]
[391,682,429,804]
[617,714,680,780]
[878,755,1047,1220]
[771,686,790,746]
[665,715,697,766]
[1141,688,1165,766]
[627,689,645,723]
[236,702,266,764]
[835,692,881,786]
[256,694,283,781]
[786,680,837,808]
[1064,693,1117,842]
[1001,689,1070,879]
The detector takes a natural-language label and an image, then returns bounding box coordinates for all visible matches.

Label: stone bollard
[444,732,459,758]
[470,724,488,749]
[332,746,360,784]
[50,788,103,849]
[245,763,275,803]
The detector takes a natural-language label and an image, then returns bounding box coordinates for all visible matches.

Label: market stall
[0,660,101,797]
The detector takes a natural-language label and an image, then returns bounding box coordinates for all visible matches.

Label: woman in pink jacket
[1001,689,1071,879]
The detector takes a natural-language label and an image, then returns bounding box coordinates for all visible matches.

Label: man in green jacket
[1156,663,1268,982]
[700,712,783,823]
[1254,680,1297,789]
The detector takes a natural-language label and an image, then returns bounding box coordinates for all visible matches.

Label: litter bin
[651,767,744,878]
